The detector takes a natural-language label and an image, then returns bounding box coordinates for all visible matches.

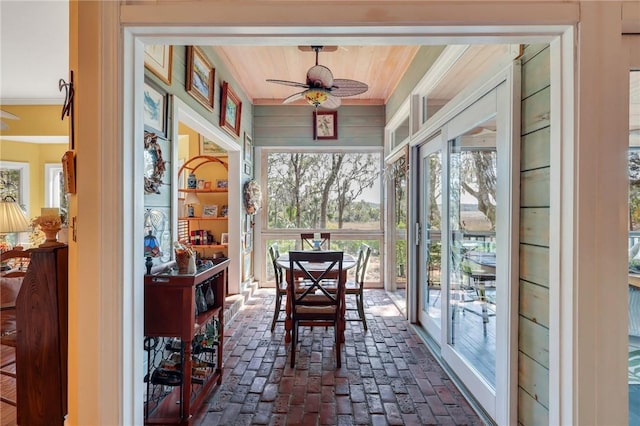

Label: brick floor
[196,289,483,425]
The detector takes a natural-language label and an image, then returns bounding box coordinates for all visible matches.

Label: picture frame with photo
[221,233,229,245]
[197,179,206,190]
[204,181,212,190]
[144,45,173,85]
[186,46,215,111]
[143,79,168,138]
[220,81,242,137]
[243,132,253,163]
[313,110,338,140]
[199,135,226,157]
[202,205,218,218]
[216,179,228,189]
[244,162,253,177]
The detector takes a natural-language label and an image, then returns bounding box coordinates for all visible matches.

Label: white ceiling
[0,0,69,104]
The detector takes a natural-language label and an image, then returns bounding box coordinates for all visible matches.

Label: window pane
[266,152,381,230]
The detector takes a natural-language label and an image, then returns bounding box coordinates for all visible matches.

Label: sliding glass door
[415,69,518,421]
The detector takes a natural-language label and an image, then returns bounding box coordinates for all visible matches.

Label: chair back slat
[268,243,282,285]
[288,250,344,306]
[354,244,372,286]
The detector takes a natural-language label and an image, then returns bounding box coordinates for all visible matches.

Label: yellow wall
[0,105,68,136]
[0,140,67,219]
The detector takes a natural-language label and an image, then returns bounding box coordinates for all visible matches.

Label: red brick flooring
[196,289,483,425]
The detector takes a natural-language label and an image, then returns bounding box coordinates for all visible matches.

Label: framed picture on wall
[313,110,338,140]
[186,46,215,111]
[199,135,226,157]
[221,233,229,245]
[144,45,173,85]
[243,132,253,163]
[143,79,168,138]
[220,81,242,137]
[202,205,218,218]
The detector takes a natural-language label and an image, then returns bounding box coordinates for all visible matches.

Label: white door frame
[68,2,635,425]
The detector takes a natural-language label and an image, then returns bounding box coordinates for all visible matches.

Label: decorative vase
[39,224,63,247]
[187,173,197,189]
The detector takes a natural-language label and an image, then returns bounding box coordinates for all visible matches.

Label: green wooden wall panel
[519,280,550,327]
[521,127,551,172]
[254,105,385,147]
[519,352,550,409]
[521,86,551,135]
[521,168,550,208]
[520,207,550,247]
[518,42,551,426]
[521,47,550,99]
[519,244,550,288]
[518,387,550,425]
[519,316,550,369]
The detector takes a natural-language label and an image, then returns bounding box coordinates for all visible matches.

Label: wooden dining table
[276,251,357,344]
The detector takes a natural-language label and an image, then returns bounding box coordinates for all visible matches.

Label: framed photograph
[220,81,242,137]
[204,181,212,190]
[243,132,253,163]
[143,79,168,137]
[313,110,338,140]
[221,233,229,246]
[199,135,226,156]
[197,179,205,190]
[244,162,253,177]
[202,204,218,218]
[216,179,228,189]
[144,45,173,85]
[186,46,215,111]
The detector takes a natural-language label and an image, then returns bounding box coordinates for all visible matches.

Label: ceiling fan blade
[0,110,19,120]
[306,65,333,89]
[282,91,305,104]
[321,95,341,109]
[329,79,369,97]
[266,79,309,89]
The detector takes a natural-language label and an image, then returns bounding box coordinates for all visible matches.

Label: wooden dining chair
[300,233,331,250]
[0,248,31,407]
[288,250,344,368]
[345,243,372,330]
[268,243,288,332]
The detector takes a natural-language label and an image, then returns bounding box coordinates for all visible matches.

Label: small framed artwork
[313,110,338,140]
[244,162,253,177]
[144,45,173,85]
[199,135,226,156]
[243,132,253,163]
[220,81,242,137]
[204,181,212,190]
[143,79,168,138]
[216,179,228,189]
[202,205,218,218]
[197,179,206,190]
[221,233,229,245]
[186,46,215,111]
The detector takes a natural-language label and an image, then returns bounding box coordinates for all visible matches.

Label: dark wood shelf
[144,259,229,425]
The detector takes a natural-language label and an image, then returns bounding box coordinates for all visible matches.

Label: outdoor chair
[268,243,287,332]
[288,250,344,368]
[345,243,372,330]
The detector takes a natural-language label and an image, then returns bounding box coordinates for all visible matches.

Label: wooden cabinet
[143,259,229,425]
[178,156,229,257]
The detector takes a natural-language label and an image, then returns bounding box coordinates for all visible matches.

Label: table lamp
[0,196,31,249]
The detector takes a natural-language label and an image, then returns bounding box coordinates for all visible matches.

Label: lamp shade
[0,198,30,233]
[184,192,201,205]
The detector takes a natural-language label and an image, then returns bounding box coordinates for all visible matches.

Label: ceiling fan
[266,46,368,109]
[0,110,19,131]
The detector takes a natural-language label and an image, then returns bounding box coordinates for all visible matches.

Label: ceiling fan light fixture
[304,89,329,107]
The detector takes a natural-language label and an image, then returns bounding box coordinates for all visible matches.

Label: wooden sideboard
[143,259,229,425]
[15,245,68,426]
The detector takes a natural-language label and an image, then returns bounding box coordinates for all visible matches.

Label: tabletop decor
[144,131,167,194]
[243,179,262,215]
[31,213,63,247]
